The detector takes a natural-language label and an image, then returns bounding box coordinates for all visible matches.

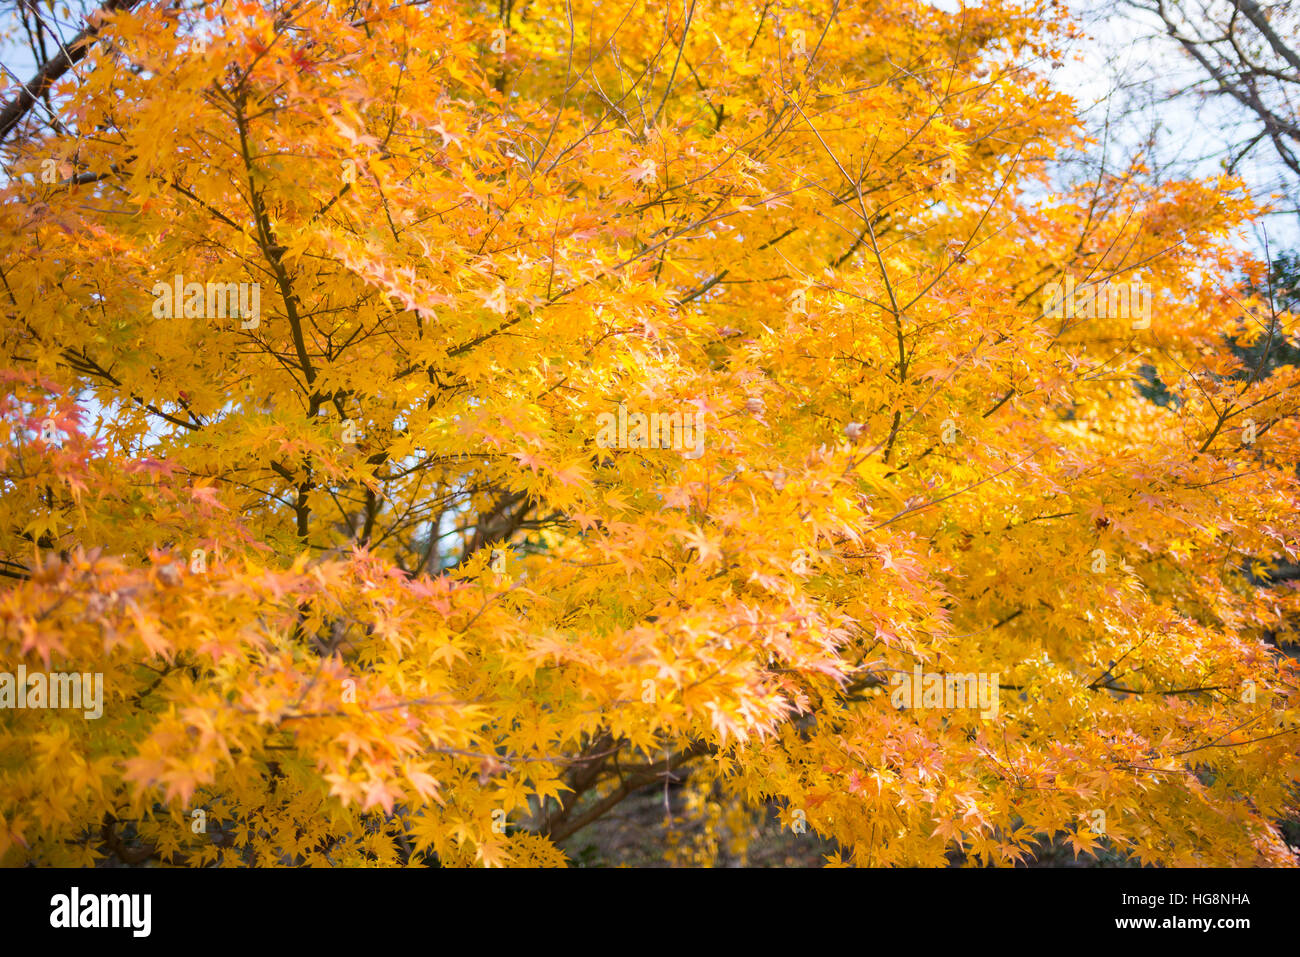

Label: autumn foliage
[1,0,1298,867]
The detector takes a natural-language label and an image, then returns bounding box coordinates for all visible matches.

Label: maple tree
[0,0,1298,867]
